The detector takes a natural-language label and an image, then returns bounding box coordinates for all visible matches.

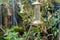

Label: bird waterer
[31,0,43,25]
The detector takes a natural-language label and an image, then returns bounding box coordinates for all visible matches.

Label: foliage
[0,0,59,40]
[4,27,24,40]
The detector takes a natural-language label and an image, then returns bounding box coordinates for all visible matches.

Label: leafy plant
[4,27,24,40]
[1,0,60,40]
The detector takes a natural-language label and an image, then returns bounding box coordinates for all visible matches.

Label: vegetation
[0,0,60,40]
